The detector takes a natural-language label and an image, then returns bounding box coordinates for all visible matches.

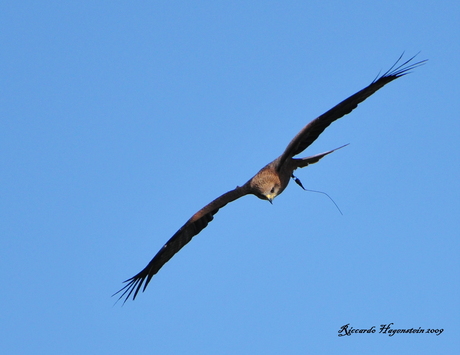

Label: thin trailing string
[291,174,343,215]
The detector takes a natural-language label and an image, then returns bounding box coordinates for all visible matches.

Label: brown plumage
[114,54,426,303]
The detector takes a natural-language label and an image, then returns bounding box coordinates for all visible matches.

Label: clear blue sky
[1,1,459,354]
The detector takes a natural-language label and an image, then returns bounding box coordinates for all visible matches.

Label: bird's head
[249,165,283,204]
[263,184,280,204]
[250,176,281,204]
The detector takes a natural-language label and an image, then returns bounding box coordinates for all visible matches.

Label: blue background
[1,1,459,354]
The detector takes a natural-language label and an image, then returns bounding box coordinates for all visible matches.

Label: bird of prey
[114,54,425,303]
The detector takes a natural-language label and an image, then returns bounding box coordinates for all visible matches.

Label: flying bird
[114,54,426,303]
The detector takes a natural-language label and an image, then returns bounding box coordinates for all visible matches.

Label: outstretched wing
[114,185,251,303]
[276,54,426,171]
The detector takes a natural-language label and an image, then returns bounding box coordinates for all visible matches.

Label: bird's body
[114,54,426,303]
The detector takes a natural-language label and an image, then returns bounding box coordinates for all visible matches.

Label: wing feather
[113,185,251,303]
[276,54,426,170]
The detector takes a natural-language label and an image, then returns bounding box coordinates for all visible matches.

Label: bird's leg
[291,174,306,190]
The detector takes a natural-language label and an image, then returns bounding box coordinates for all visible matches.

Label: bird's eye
[270,187,275,193]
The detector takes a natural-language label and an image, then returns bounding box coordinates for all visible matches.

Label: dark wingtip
[112,271,149,305]
[372,52,427,83]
